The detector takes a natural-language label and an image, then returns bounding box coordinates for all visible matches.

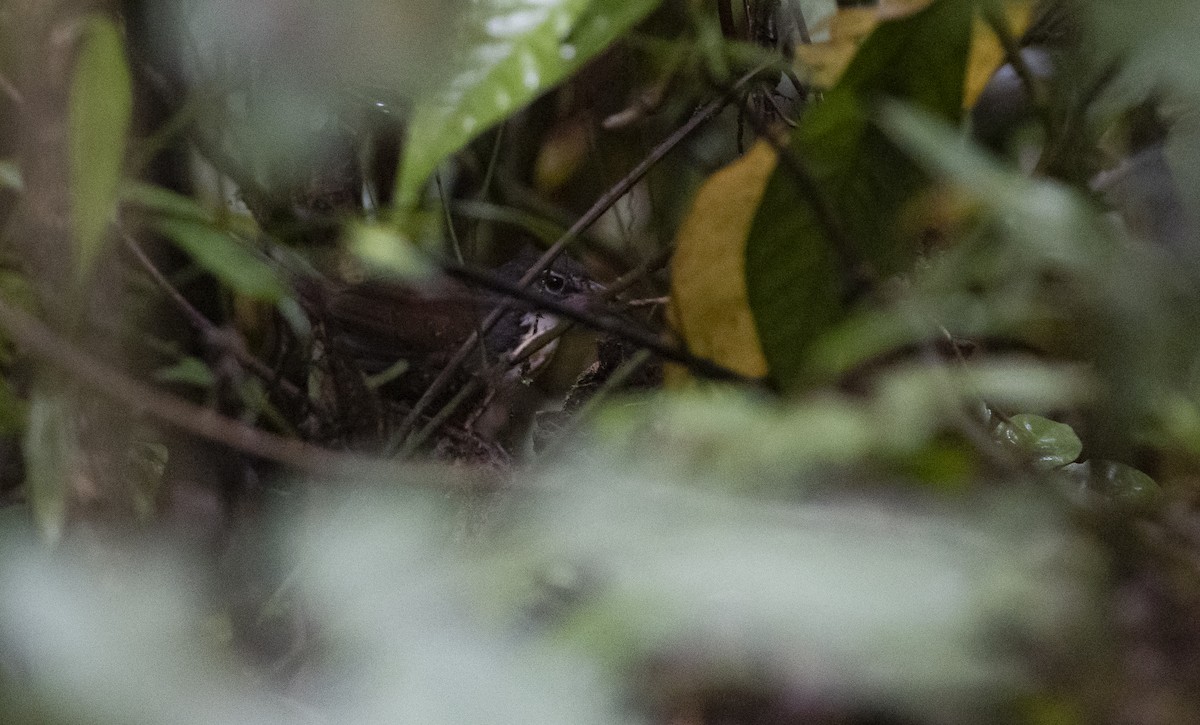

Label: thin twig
[792,3,812,46]
[0,293,352,472]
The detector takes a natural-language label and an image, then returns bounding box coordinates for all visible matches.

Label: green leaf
[397,0,663,206]
[995,413,1083,471]
[349,222,437,280]
[523,476,1098,715]
[121,182,213,224]
[153,357,216,389]
[1059,460,1161,510]
[153,218,287,301]
[69,16,133,280]
[0,374,28,435]
[745,0,975,391]
[122,181,260,237]
[23,391,77,544]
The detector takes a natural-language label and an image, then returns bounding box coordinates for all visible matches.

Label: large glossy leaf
[744,0,975,391]
[68,16,132,280]
[397,0,663,206]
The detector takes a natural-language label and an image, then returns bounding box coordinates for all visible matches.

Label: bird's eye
[541,270,568,295]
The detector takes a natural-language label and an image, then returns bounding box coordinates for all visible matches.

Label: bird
[293,249,599,450]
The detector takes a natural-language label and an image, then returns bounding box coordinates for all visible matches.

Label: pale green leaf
[153,357,216,389]
[1059,460,1161,510]
[69,16,133,280]
[995,413,1082,471]
[23,392,77,544]
[349,222,437,280]
[153,218,287,301]
[0,159,22,190]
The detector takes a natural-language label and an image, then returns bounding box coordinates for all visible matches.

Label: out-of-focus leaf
[881,101,1200,458]
[349,222,438,281]
[154,357,216,389]
[533,115,592,193]
[68,16,132,280]
[123,182,209,222]
[295,488,635,725]
[518,473,1099,720]
[0,503,37,551]
[1087,1,1200,100]
[22,392,76,544]
[590,389,875,490]
[153,218,287,301]
[589,358,1090,493]
[0,375,28,435]
[0,159,21,190]
[157,0,462,177]
[122,181,261,238]
[1058,460,1160,510]
[670,143,773,379]
[995,413,1082,470]
[0,481,636,725]
[398,0,664,206]
[879,102,1111,264]
[746,0,975,391]
[182,0,459,98]
[871,358,1093,452]
[0,548,291,725]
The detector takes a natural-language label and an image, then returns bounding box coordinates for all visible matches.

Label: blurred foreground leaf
[22,392,76,544]
[590,358,1091,494]
[1058,460,1161,511]
[68,16,132,281]
[880,102,1200,456]
[508,467,1102,721]
[152,218,286,302]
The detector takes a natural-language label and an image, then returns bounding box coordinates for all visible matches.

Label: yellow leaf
[534,114,592,193]
[964,1,1034,108]
[669,142,776,381]
[878,0,936,20]
[795,9,879,89]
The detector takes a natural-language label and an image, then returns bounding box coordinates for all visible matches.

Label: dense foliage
[3,1,1200,723]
